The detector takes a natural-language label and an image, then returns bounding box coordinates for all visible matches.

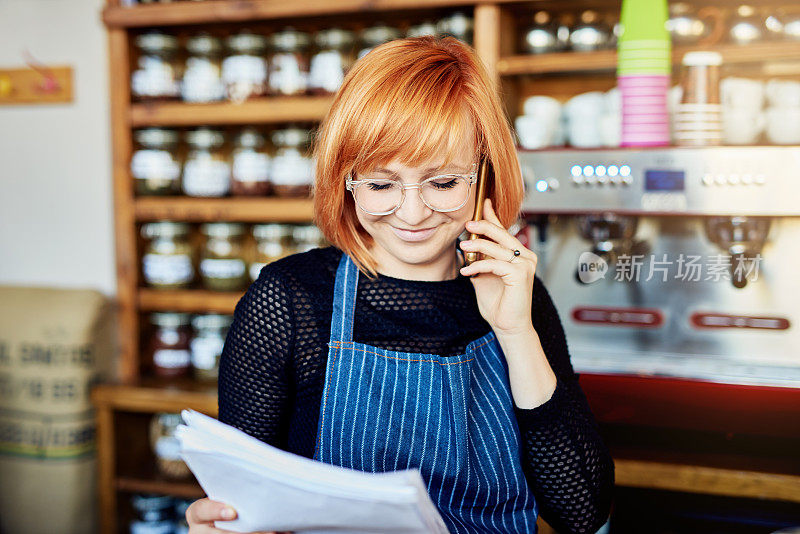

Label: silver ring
[508,249,521,262]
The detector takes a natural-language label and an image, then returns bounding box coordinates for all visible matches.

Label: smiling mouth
[391,226,438,242]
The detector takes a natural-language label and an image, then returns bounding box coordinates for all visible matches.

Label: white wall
[0,0,116,296]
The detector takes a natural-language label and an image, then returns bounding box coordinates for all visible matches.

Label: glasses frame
[345,162,479,216]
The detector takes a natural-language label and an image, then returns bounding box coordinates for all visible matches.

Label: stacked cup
[617,0,672,147]
[673,51,723,146]
[765,79,800,144]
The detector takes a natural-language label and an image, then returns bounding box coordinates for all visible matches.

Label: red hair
[312,36,523,278]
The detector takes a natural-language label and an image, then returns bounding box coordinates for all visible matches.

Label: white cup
[605,87,622,114]
[765,106,800,144]
[722,108,765,144]
[600,113,621,147]
[766,79,800,108]
[564,91,606,121]
[720,77,765,111]
[515,115,556,149]
[522,96,562,126]
[567,115,603,148]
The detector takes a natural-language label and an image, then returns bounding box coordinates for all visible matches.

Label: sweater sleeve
[217,264,295,450]
[513,276,615,534]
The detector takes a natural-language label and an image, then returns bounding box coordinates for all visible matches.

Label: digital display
[645,170,685,191]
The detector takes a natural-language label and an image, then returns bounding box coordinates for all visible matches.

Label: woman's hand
[459,198,538,338]
[186,497,291,534]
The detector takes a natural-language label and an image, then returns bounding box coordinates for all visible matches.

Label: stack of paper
[176,409,449,533]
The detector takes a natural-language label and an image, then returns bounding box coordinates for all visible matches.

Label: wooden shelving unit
[95,0,800,532]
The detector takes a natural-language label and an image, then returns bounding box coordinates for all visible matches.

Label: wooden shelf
[117,476,205,499]
[138,288,243,314]
[498,41,800,76]
[134,196,315,222]
[102,0,512,27]
[615,458,800,504]
[130,96,333,127]
[92,381,218,414]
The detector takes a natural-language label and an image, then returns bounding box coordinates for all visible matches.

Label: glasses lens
[421,176,471,211]
[354,179,402,214]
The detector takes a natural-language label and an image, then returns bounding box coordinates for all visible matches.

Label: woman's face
[353,131,479,277]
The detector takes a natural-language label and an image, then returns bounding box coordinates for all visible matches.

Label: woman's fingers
[186,498,237,525]
[460,238,521,263]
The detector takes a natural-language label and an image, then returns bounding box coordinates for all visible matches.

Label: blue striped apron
[313,252,538,533]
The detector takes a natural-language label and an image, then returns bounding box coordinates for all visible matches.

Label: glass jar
[182,33,225,103]
[268,27,311,96]
[131,32,181,101]
[250,223,295,281]
[407,20,438,38]
[358,23,402,59]
[199,223,248,291]
[292,224,326,253]
[270,127,314,197]
[222,31,269,102]
[231,128,271,196]
[141,222,194,289]
[309,28,355,95]
[182,128,230,197]
[147,312,193,378]
[149,412,191,479]
[131,128,182,196]
[191,313,233,381]
[436,12,474,45]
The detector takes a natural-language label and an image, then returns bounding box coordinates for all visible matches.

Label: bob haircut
[312,35,524,279]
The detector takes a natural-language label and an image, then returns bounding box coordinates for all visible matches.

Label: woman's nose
[393,187,433,225]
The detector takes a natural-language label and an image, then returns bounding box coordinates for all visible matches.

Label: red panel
[578,373,800,438]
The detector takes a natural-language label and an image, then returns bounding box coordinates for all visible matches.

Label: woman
[187,36,614,534]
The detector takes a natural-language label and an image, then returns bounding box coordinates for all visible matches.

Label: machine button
[715,174,726,185]
[702,173,714,186]
[547,178,560,190]
[728,174,740,185]
[742,174,753,184]
[755,174,766,184]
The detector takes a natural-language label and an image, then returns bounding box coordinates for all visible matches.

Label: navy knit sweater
[218,245,615,533]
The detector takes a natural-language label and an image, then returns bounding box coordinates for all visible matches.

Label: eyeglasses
[346,162,478,216]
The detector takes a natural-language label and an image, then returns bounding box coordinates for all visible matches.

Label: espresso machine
[517,146,800,436]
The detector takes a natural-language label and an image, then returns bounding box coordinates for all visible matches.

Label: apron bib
[313,252,538,533]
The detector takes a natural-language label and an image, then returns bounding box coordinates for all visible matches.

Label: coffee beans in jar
[250,223,295,281]
[141,222,195,289]
[268,27,311,96]
[182,33,225,103]
[199,223,248,291]
[231,128,271,196]
[149,412,191,479]
[182,127,231,197]
[131,31,181,101]
[147,312,193,378]
[131,128,182,196]
[309,28,355,95]
[222,31,269,102]
[270,127,314,197]
[190,313,233,382]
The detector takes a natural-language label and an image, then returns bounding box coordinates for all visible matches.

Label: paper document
[176,409,450,533]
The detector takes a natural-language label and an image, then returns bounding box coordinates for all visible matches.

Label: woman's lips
[391,226,437,242]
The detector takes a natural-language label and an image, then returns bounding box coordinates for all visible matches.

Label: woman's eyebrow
[372,164,470,174]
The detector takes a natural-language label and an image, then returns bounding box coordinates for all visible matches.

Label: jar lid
[270,27,311,52]
[682,50,723,66]
[150,312,192,328]
[315,28,356,48]
[436,12,474,39]
[252,223,295,240]
[186,127,226,149]
[192,313,234,331]
[407,21,438,38]
[292,224,323,243]
[136,32,179,54]
[187,33,223,55]
[226,31,268,54]
[201,222,246,238]
[360,23,403,47]
[234,128,266,149]
[135,128,179,147]
[533,11,552,25]
[271,127,311,147]
[141,221,191,239]
[131,493,175,512]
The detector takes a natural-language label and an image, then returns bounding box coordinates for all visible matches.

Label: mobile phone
[463,155,490,267]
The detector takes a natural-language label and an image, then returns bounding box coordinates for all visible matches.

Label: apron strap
[329,252,359,344]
